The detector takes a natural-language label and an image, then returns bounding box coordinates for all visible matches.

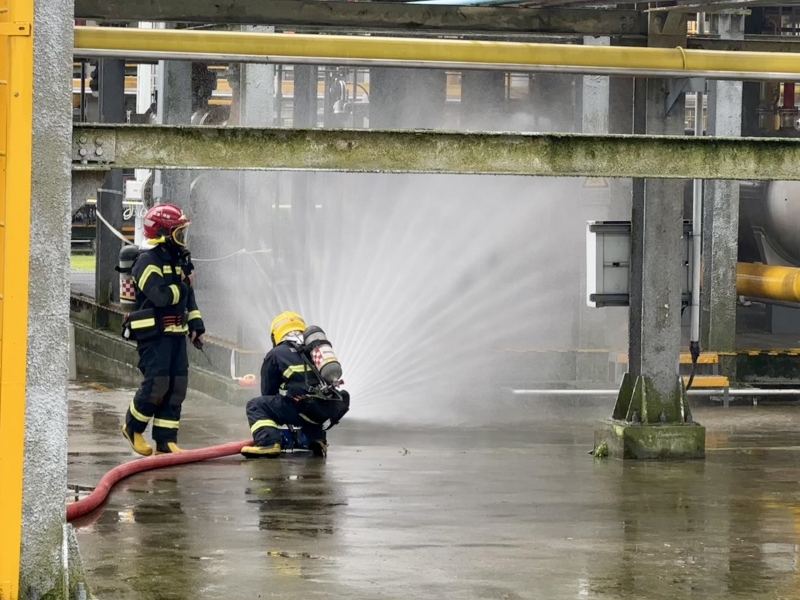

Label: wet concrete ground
[70,378,800,600]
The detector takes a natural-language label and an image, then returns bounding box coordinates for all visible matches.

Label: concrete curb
[72,322,255,407]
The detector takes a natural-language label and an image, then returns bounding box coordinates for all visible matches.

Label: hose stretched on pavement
[66,440,251,522]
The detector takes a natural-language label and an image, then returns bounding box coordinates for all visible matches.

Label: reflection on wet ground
[69,381,800,600]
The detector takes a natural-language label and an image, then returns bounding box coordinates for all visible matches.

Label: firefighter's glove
[189,321,205,339]
[286,383,312,401]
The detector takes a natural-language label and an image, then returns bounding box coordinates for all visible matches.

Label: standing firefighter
[121,203,205,456]
[241,312,350,459]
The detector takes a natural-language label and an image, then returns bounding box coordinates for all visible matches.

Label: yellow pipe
[737,263,800,303]
[0,0,34,597]
[73,26,800,76]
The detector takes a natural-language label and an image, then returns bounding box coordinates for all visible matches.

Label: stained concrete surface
[71,270,96,297]
[69,377,800,600]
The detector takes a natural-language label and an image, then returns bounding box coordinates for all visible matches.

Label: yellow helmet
[271,311,306,345]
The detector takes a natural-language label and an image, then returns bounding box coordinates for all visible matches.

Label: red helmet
[143,203,190,246]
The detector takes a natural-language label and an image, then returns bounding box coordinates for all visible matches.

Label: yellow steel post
[0,0,34,595]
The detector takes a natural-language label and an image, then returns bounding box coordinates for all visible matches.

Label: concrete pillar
[529,73,578,132]
[595,13,704,459]
[628,79,686,400]
[288,65,318,297]
[701,14,744,371]
[293,65,318,128]
[156,60,192,207]
[369,68,446,129]
[23,0,85,596]
[575,36,616,382]
[581,37,610,134]
[238,29,275,349]
[94,58,125,323]
[460,71,505,131]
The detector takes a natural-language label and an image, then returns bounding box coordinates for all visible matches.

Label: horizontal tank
[739,181,800,266]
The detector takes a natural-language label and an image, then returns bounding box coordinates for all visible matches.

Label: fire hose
[67,440,251,522]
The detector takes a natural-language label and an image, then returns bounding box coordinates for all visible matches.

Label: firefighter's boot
[122,423,153,457]
[309,440,328,458]
[241,443,282,458]
[155,441,185,455]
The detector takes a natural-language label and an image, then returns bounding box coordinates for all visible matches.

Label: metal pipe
[687,112,704,374]
[736,262,800,303]
[690,92,704,353]
[511,388,800,396]
[687,10,705,387]
[72,50,800,82]
[73,26,800,80]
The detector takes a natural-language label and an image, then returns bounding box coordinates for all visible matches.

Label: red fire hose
[67,440,251,522]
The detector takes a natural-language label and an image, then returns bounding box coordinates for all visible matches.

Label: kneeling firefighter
[120,203,205,456]
[242,312,350,458]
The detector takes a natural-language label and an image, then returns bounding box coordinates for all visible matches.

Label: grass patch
[70,254,96,272]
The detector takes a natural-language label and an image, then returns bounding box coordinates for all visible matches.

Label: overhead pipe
[736,262,800,304]
[73,26,800,81]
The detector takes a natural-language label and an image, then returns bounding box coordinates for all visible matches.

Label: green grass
[70,254,96,272]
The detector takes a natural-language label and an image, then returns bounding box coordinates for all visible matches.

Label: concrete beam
[73,124,800,180]
[74,0,647,36]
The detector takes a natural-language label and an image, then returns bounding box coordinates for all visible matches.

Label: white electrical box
[586,220,693,308]
[125,179,144,201]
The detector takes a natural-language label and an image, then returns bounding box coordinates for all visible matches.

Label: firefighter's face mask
[171,224,189,247]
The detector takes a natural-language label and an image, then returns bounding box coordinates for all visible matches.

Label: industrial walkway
[69,377,800,600]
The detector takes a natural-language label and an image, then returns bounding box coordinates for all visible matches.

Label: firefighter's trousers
[126,335,189,443]
[246,395,327,447]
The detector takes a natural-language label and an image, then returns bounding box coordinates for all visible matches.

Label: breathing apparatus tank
[117,245,141,306]
[302,326,342,386]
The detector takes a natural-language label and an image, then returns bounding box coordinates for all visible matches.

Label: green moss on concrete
[594,441,609,458]
[74,124,800,181]
[594,419,705,460]
[737,354,800,383]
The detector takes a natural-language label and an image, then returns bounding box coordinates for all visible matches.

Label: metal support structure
[0,0,33,596]
[72,124,800,181]
[73,0,648,36]
[95,58,125,324]
[665,77,705,117]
